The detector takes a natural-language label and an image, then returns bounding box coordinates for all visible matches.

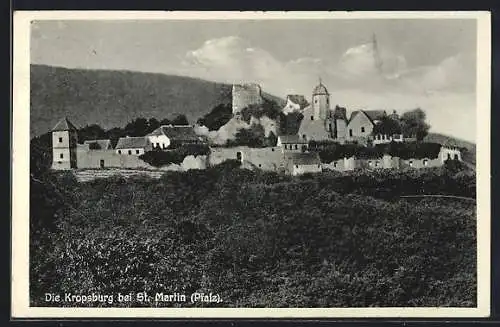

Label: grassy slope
[30,65,283,137]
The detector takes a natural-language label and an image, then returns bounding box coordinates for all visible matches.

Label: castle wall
[399,157,442,169]
[290,163,322,176]
[232,84,264,114]
[208,146,283,171]
[76,148,154,169]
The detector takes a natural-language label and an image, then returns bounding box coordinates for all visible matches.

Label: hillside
[30,65,284,137]
[424,132,476,166]
[30,167,476,307]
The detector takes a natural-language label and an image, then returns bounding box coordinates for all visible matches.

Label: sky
[31,18,477,141]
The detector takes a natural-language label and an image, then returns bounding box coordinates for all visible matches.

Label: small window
[295,164,299,168]
[258,164,262,167]
[118,150,121,154]
[136,150,140,154]
[271,148,275,152]
[303,134,307,140]
[128,150,132,155]
[375,161,379,167]
[368,161,372,166]
[334,162,337,167]
[423,159,428,166]
[361,127,365,133]
[284,145,288,150]
[163,144,167,149]
[454,154,459,160]
[326,98,329,105]
[295,144,298,150]
[60,153,63,159]
[236,152,242,161]
[349,129,353,137]
[409,160,413,167]
[58,137,63,143]
[314,99,318,104]
[156,143,160,148]
[311,116,314,121]
[317,164,321,168]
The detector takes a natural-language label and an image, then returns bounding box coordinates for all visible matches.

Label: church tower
[51,117,78,170]
[311,79,330,120]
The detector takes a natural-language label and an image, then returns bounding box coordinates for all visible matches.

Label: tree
[159,118,172,126]
[400,108,430,141]
[171,114,190,126]
[148,118,160,132]
[197,104,233,131]
[77,124,106,143]
[229,124,266,147]
[124,118,149,137]
[372,116,402,136]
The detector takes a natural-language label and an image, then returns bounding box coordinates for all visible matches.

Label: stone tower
[311,79,330,121]
[51,117,78,170]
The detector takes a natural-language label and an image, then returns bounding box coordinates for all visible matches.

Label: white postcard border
[12,10,492,318]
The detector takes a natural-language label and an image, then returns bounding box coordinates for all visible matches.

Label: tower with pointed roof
[51,117,78,170]
[311,78,330,121]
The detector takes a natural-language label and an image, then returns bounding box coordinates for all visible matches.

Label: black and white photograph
[12,11,491,318]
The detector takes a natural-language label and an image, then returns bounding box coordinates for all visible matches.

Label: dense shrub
[312,142,446,163]
[139,144,210,167]
[30,167,476,307]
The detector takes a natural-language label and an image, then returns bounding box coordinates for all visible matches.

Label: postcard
[12,10,491,318]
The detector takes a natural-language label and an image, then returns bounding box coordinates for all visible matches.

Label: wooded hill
[30,65,283,137]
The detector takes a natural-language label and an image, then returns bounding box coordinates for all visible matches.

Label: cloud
[182,36,476,141]
[183,36,283,83]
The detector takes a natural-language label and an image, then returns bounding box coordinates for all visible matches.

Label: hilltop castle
[49,80,463,177]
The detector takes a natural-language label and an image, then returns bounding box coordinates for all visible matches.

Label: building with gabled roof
[147,125,204,150]
[283,152,322,176]
[115,136,152,155]
[282,94,309,114]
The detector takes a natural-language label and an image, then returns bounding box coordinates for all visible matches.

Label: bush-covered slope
[31,167,476,307]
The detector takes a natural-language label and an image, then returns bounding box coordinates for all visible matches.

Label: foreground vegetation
[30,163,476,307]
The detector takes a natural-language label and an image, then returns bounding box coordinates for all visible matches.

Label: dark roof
[115,137,150,149]
[286,95,309,109]
[51,117,77,132]
[149,125,201,141]
[332,106,348,120]
[285,152,321,165]
[313,83,329,95]
[349,110,386,124]
[278,135,308,144]
[84,139,111,150]
[363,110,387,122]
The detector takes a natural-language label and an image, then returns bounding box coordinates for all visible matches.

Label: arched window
[361,127,365,133]
[409,160,413,167]
[454,154,459,160]
[423,159,428,166]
